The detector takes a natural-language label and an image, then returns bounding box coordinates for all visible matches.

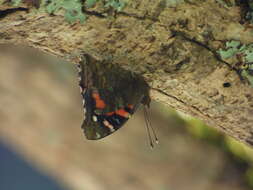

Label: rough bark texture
[0,0,253,146]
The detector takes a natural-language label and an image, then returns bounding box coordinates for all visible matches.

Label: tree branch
[0,0,253,146]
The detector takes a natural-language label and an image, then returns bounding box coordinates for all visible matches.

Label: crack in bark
[152,88,185,105]
[152,88,211,119]
[171,31,230,65]
[171,30,244,81]
[82,9,106,18]
[0,7,28,19]
[83,9,159,22]
[152,88,230,137]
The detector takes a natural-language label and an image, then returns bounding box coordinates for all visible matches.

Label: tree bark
[1,0,253,146]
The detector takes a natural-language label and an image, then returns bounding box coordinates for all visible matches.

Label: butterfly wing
[77,54,150,140]
[82,96,137,140]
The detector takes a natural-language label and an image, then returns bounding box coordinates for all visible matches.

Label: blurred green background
[0,45,253,190]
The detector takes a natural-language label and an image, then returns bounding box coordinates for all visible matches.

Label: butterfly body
[77,54,150,140]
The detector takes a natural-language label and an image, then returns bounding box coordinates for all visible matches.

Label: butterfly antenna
[143,107,154,149]
[144,107,157,149]
[144,106,159,144]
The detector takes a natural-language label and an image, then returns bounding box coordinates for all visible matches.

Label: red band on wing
[105,105,134,117]
[115,109,130,118]
[92,92,106,109]
[105,111,114,116]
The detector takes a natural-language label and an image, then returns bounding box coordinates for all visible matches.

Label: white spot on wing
[103,120,115,132]
[93,115,98,122]
[96,132,101,139]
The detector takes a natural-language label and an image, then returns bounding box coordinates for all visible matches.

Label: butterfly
[76,54,153,141]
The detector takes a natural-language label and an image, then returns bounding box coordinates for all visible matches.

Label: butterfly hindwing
[82,100,136,140]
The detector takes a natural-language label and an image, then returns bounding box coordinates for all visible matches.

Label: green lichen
[46,0,86,23]
[104,0,126,11]
[218,40,253,87]
[10,0,126,23]
[165,0,185,7]
[11,0,22,6]
[218,40,253,62]
[244,44,253,62]
[215,0,235,8]
[85,0,98,8]
[241,64,253,87]
[218,40,242,59]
